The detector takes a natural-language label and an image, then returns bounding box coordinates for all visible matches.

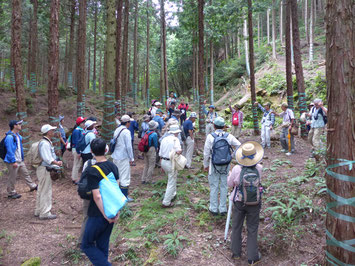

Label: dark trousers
[180,115,186,125]
[81,216,114,266]
[231,201,261,260]
[81,153,93,165]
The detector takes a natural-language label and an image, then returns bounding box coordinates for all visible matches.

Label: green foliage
[258,71,286,96]
[113,247,143,265]
[162,231,188,257]
[63,248,82,264]
[21,257,41,266]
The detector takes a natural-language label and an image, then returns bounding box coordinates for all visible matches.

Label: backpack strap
[92,165,109,181]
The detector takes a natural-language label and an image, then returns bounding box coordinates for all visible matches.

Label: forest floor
[0,105,326,265]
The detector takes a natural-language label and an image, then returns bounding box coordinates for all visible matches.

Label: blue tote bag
[92,165,127,219]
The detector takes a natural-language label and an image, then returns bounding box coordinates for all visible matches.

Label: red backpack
[232,112,239,126]
[138,131,154,152]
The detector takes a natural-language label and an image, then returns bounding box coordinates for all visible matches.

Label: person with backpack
[141,121,159,184]
[80,138,120,265]
[80,120,97,164]
[111,115,134,201]
[153,109,165,132]
[138,115,150,160]
[35,124,63,220]
[254,102,275,149]
[2,120,37,199]
[178,98,189,125]
[306,98,327,155]
[71,117,86,183]
[228,141,264,265]
[203,117,241,216]
[272,103,295,155]
[203,100,218,136]
[159,124,182,208]
[127,112,139,164]
[229,100,244,138]
[182,112,197,169]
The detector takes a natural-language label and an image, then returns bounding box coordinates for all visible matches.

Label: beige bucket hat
[235,141,264,167]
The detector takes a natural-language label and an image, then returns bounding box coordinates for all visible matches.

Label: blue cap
[59,115,65,121]
[209,105,215,109]
[213,117,225,127]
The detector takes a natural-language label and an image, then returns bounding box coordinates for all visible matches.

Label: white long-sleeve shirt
[159,135,182,158]
[111,125,134,161]
[203,129,241,175]
[39,137,57,167]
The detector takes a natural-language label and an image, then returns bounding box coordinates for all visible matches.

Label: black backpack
[77,159,94,200]
[312,107,327,125]
[234,166,261,206]
[211,133,233,174]
[0,133,15,161]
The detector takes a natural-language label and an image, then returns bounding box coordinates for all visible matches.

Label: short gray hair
[314,98,322,104]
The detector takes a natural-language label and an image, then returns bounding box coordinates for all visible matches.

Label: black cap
[9,120,23,128]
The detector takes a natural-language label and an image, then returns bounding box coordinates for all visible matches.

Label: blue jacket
[146,130,158,150]
[4,131,24,163]
[128,120,139,141]
[153,115,165,131]
[71,126,84,148]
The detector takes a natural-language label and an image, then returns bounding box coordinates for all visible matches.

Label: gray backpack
[236,166,261,205]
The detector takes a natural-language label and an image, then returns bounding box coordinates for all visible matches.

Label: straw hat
[235,141,264,167]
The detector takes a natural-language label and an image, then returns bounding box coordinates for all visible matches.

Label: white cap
[168,124,181,134]
[121,115,133,123]
[190,112,197,118]
[154,101,163,106]
[41,124,57,134]
[85,120,97,129]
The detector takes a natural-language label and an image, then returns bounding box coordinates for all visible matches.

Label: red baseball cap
[76,117,87,125]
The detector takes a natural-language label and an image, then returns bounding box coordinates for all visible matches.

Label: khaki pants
[78,199,90,244]
[35,166,53,218]
[231,126,242,139]
[113,158,131,187]
[6,161,36,196]
[308,127,323,150]
[71,149,83,181]
[161,159,178,206]
[141,148,156,182]
[184,137,194,168]
[208,164,230,213]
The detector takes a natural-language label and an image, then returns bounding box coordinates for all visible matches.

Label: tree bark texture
[93,2,98,92]
[146,0,150,107]
[198,0,205,134]
[285,0,294,110]
[267,8,270,44]
[115,0,123,114]
[309,0,314,63]
[11,0,30,151]
[132,0,138,105]
[291,0,307,136]
[98,50,102,93]
[63,32,69,88]
[87,43,90,91]
[272,0,277,59]
[248,0,259,135]
[67,0,75,88]
[244,19,250,76]
[192,39,196,102]
[77,0,87,117]
[121,0,129,113]
[29,0,38,95]
[325,0,355,264]
[304,0,309,44]
[210,41,214,104]
[160,0,169,105]
[102,0,116,142]
[280,0,284,46]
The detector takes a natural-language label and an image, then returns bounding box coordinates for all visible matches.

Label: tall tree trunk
[67,0,75,89]
[325,1,355,265]
[308,0,314,63]
[48,0,60,154]
[198,0,205,135]
[267,8,270,44]
[285,0,294,110]
[146,0,150,107]
[63,32,69,88]
[237,29,241,58]
[244,19,250,76]
[12,0,29,151]
[224,35,229,61]
[291,0,307,137]
[87,43,90,91]
[257,13,260,48]
[27,15,32,91]
[77,0,87,117]
[248,0,259,135]
[192,39,196,102]
[280,0,284,46]
[195,36,199,102]
[102,0,116,142]
[98,50,102,94]
[29,0,38,95]
[115,0,123,114]
[272,0,277,59]
[132,0,138,105]
[93,1,98,92]
[304,0,309,44]
[210,41,214,104]
[121,0,129,113]
[160,0,169,105]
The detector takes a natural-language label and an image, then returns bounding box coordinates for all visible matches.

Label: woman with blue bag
[81,138,127,266]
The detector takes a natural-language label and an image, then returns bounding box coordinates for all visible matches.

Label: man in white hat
[182,112,197,169]
[203,117,240,216]
[141,121,159,184]
[80,120,97,164]
[35,124,63,220]
[159,124,182,207]
[254,101,275,149]
[227,141,263,265]
[111,114,134,201]
[151,101,163,118]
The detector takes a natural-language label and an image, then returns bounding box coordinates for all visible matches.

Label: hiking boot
[141,181,146,184]
[285,152,293,156]
[162,202,174,208]
[248,252,261,265]
[209,210,218,216]
[30,185,38,192]
[231,254,241,260]
[39,214,57,220]
[220,212,227,216]
[8,193,21,199]
[127,197,134,203]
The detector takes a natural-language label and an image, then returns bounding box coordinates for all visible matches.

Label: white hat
[154,101,163,106]
[85,120,97,129]
[168,124,181,134]
[190,112,197,118]
[148,120,159,130]
[41,124,57,134]
[121,114,133,123]
[235,141,264,167]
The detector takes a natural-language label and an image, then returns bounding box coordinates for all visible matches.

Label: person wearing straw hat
[227,141,263,265]
[203,117,241,216]
[80,120,98,164]
[182,112,197,169]
[141,121,159,184]
[4,120,37,199]
[229,99,244,139]
[35,124,63,220]
[203,100,219,136]
[159,124,182,208]
[254,101,275,149]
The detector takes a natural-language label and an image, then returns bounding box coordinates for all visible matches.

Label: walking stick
[287,128,291,152]
[224,198,233,242]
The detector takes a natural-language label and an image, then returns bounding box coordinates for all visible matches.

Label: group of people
[1,92,327,265]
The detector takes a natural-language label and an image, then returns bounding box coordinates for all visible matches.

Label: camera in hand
[46,165,62,173]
